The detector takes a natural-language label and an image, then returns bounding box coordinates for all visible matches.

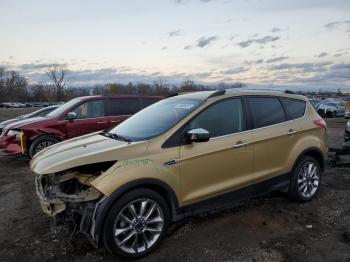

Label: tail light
[313,119,327,129]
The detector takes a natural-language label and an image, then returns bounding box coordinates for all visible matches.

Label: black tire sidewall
[289,156,321,202]
[102,188,170,259]
[29,135,59,158]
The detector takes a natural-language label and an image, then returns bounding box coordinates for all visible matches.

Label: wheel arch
[93,178,180,247]
[293,147,325,172]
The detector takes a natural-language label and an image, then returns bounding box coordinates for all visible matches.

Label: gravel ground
[0,109,349,262]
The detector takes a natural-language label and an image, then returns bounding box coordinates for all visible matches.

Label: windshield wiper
[101,131,132,143]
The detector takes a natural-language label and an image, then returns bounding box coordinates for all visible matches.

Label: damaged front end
[34,161,115,246]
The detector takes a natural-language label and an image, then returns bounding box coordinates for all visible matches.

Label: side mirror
[186,128,210,143]
[66,112,77,121]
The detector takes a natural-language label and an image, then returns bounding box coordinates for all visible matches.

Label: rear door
[65,98,109,138]
[107,98,141,127]
[247,96,297,180]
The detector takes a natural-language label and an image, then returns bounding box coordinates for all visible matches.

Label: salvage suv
[30,89,327,258]
[0,95,161,157]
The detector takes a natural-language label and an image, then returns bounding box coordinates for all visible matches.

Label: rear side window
[248,97,286,128]
[280,98,306,120]
[140,98,161,109]
[187,98,245,138]
[72,99,106,119]
[108,98,140,116]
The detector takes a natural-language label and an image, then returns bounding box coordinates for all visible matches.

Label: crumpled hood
[30,132,149,175]
[4,117,46,130]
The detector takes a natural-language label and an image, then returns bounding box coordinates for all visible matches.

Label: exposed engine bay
[34,161,116,243]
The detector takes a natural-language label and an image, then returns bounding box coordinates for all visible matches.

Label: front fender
[90,158,180,200]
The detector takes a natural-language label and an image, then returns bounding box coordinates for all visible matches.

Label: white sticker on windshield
[175,104,195,109]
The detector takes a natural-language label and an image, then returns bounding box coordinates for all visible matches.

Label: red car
[0,95,162,157]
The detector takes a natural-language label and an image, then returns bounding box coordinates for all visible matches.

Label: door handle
[233,141,249,148]
[97,121,107,124]
[110,120,121,123]
[287,129,297,136]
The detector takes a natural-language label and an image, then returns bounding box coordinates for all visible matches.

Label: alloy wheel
[35,141,54,153]
[297,161,320,198]
[113,198,164,254]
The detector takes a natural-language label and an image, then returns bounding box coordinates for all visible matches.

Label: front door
[179,97,254,205]
[65,99,109,138]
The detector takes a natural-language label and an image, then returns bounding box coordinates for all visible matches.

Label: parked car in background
[0,105,59,135]
[344,120,350,141]
[30,89,327,258]
[0,95,162,157]
[309,98,321,109]
[343,98,350,118]
[317,101,345,118]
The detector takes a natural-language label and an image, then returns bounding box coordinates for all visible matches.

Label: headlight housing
[7,129,22,138]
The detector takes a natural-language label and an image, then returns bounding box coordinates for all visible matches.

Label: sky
[0,0,350,90]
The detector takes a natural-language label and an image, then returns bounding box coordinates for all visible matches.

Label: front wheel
[29,135,60,158]
[288,156,321,202]
[103,188,170,259]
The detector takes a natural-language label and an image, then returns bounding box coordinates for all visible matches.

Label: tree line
[0,65,244,103]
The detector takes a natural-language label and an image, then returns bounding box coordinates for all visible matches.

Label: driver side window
[187,98,245,138]
[72,99,106,119]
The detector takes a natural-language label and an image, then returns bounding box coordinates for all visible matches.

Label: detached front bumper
[0,136,24,156]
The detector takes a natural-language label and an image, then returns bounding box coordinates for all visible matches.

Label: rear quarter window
[140,98,162,109]
[247,97,286,128]
[108,98,140,116]
[280,98,306,120]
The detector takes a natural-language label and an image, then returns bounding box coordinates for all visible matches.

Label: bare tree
[46,64,68,102]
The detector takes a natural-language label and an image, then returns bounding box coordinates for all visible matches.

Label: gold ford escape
[30,89,327,258]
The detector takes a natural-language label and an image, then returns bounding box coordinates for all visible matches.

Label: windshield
[25,107,57,118]
[108,98,203,141]
[45,98,83,118]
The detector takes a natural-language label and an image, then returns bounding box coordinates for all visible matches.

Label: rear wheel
[29,135,60,158]
[288,156,321,202]
[103,188,170,258]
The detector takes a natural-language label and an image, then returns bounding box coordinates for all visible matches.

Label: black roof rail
[225,87,295,94]
[206,90,226,99]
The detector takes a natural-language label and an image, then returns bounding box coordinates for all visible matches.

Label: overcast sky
[0,0,349,90]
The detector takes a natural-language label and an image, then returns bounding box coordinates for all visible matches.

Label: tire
[288,156,321,202]
[332,111,336,118]
[103,188,170,259]
[29,135,60,158]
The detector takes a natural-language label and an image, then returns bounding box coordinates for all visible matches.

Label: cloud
[221,67,249,75]
[265,56,289,63]
[271,27,281,33]
[168,30,181,38]
[196,36,218,47]
[315,52,328,58]
[184,36,218,50]
[19,63,61,70]
[325,20,350,30]
[237,35,280,48]
[270,62,332,73]
[237,39,254,48]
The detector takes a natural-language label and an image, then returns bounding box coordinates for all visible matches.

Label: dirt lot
[0,109,349,262]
